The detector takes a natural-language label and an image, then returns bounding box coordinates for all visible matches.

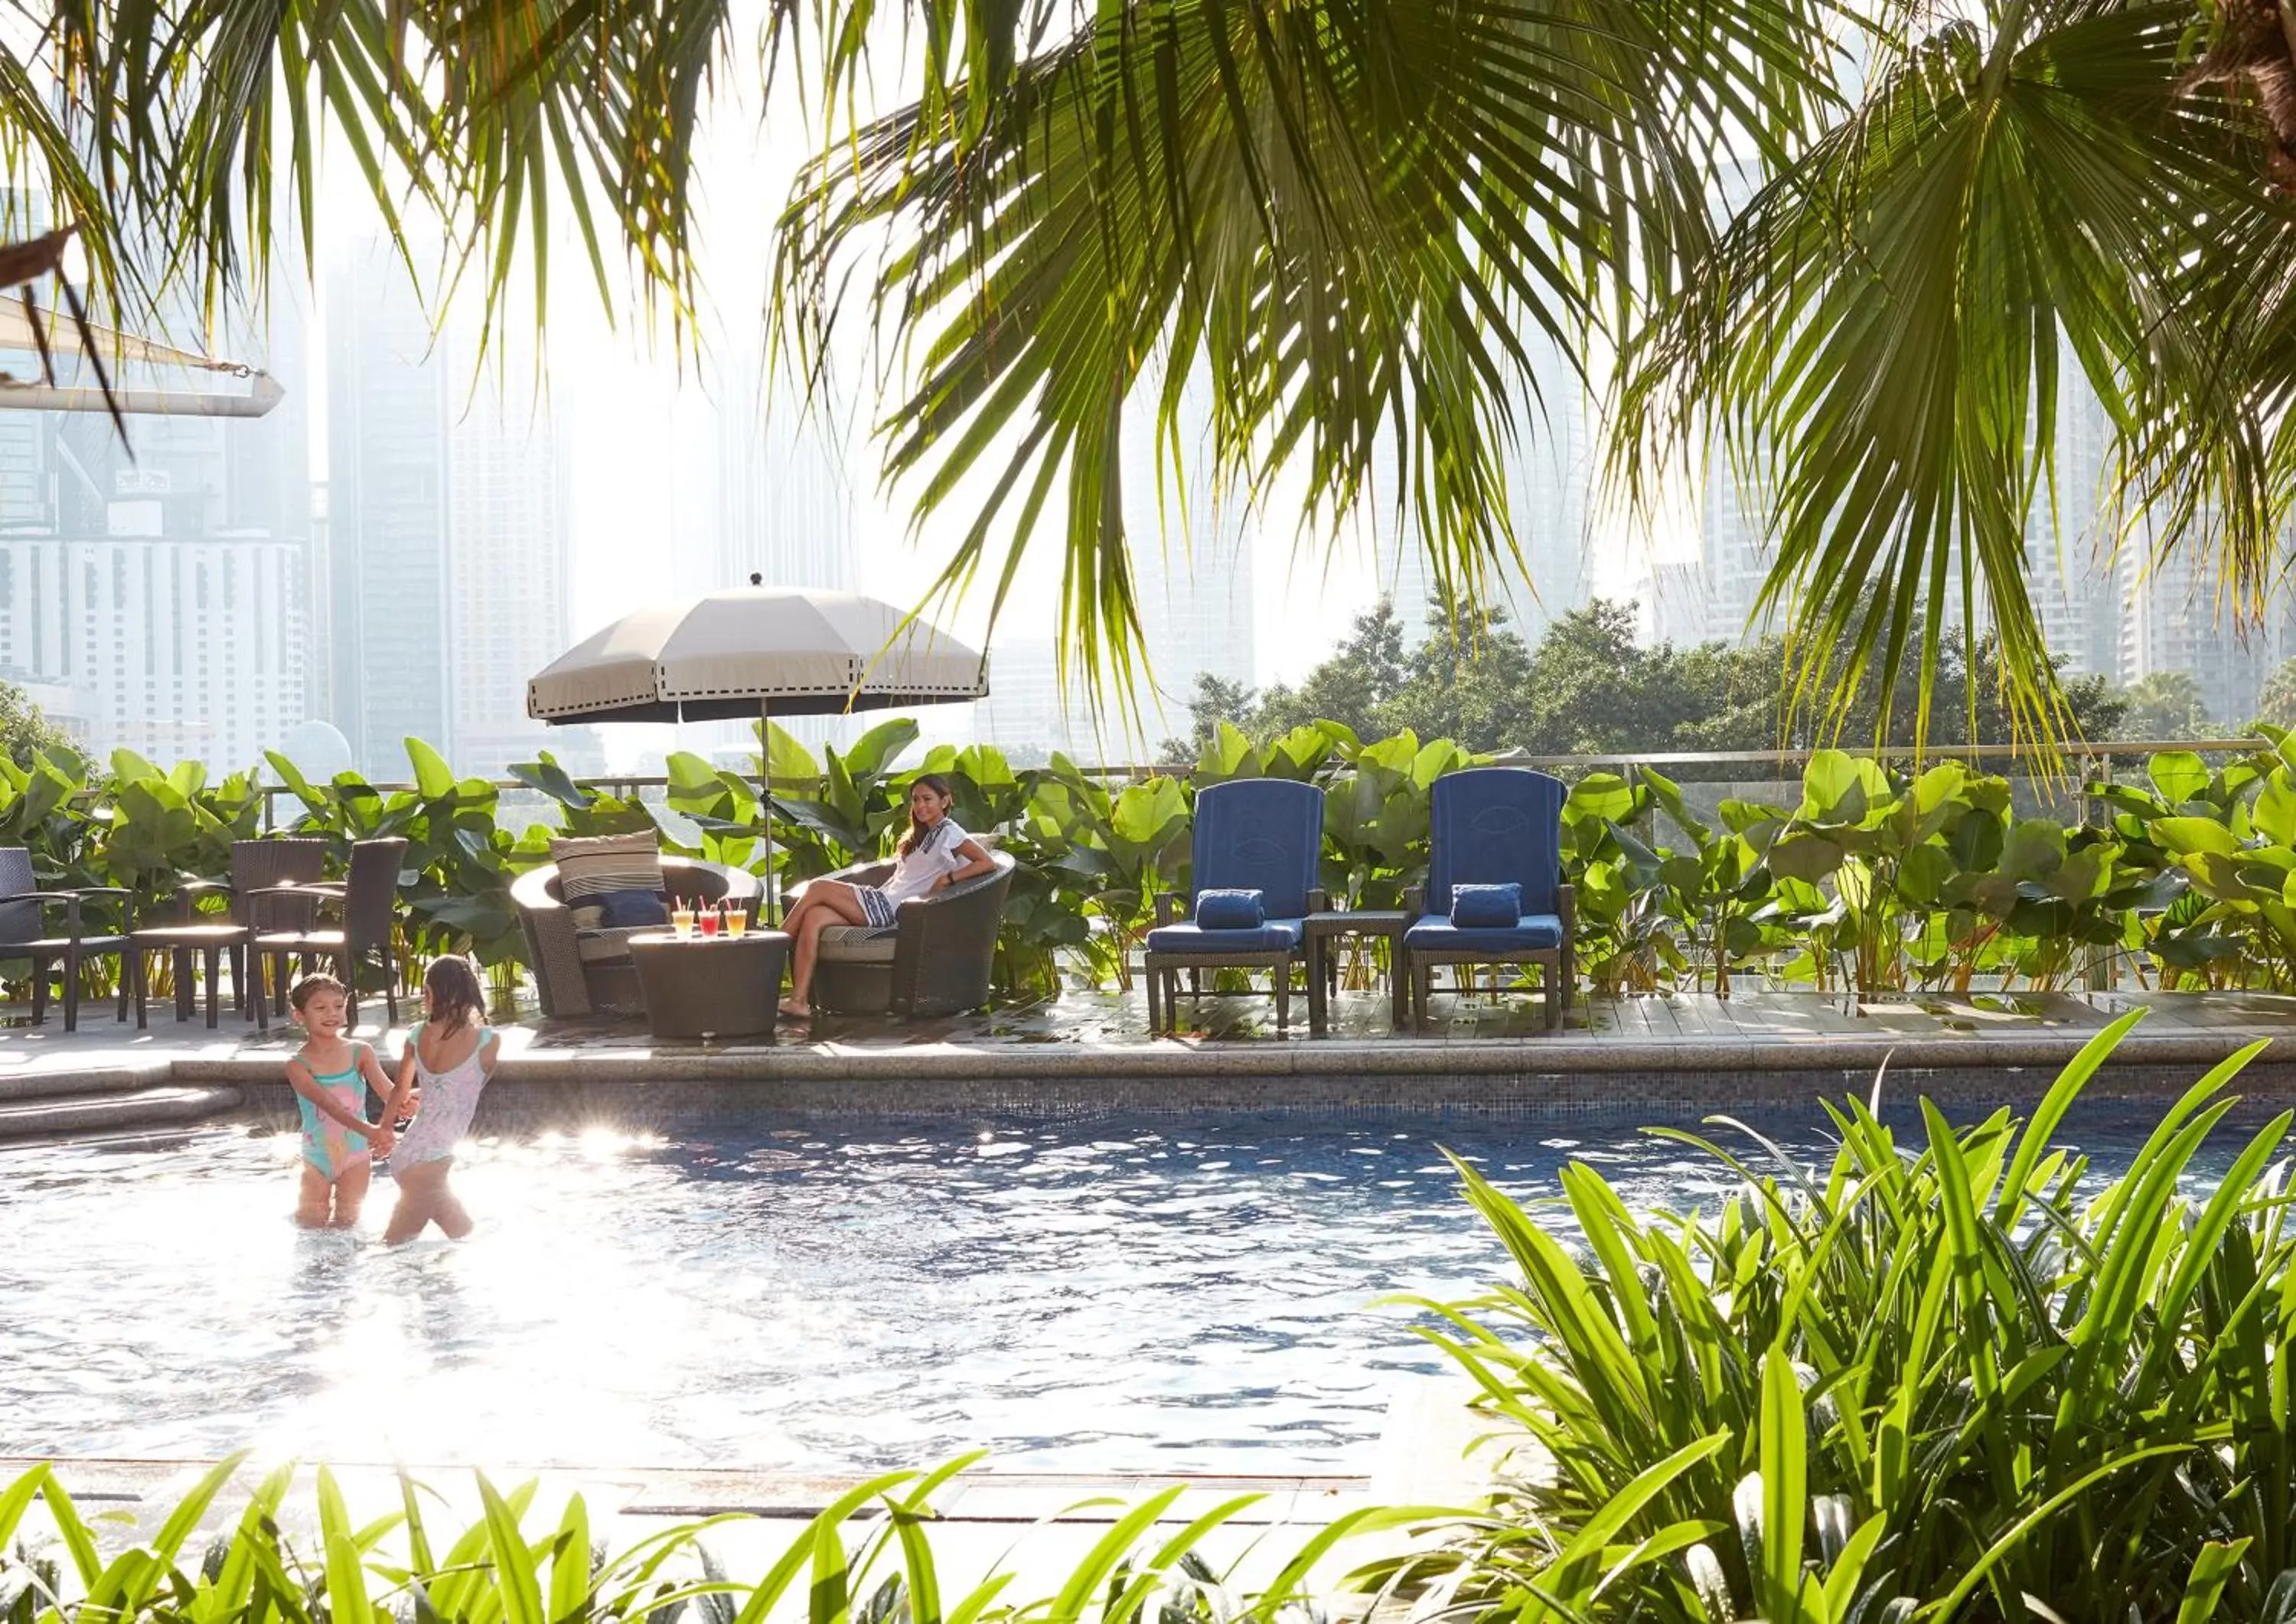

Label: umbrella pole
[759,698,775,927]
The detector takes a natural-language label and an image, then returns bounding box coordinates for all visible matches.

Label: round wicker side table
[626,930,790,1039]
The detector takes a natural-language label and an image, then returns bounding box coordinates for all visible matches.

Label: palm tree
[14,0,2291,740]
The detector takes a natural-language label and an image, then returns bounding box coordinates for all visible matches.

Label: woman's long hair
[423,955,487,1032]
[899,774,955,857]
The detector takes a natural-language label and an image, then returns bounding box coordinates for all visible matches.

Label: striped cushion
[549,833,664,903]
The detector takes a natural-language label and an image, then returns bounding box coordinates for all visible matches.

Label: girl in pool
[778,773,993,1020]
[285,973,396,1229]
[378,956,501,1244]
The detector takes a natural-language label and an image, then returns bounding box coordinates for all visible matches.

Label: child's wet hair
[423,955,486,1032]
[289,972,347,1012]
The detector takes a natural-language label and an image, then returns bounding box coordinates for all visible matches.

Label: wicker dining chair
[129,837,325,1029]
[0,845,134,1031]
[245,836,409,1026]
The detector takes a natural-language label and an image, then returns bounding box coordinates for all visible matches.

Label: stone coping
[10,990,2296,1130]
[156,1026,2296,1083]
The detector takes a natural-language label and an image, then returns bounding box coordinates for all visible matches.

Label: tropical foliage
[1385,1013,2296,1619]
[0,1452,1387,1624]
[15,724,2296,1003]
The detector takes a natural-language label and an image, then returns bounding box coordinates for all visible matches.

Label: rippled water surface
[0,1101,2245,1470]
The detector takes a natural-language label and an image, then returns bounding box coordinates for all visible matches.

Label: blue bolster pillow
[1195,888,1267,930]
[1449,882,1521,928]
[597,888,671,928]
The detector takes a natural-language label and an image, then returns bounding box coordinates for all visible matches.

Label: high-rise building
[0,289,316,770]
[446,336,574,776]
[973,637,1075,763]
[1368,354,1595,648]
[1646,435,1779,649]
[324,238,452,774]
[716,353,856,592]
[1501,347,1596,641]
[324,241,585,778]
[2117,541,2286,727]
[1120,373,1255,721]
[0,533,308,766]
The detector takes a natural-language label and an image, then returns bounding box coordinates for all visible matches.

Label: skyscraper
[0,290,315,770]
[716,351,856,592]
[1120,371,1255,722]
[1368,353,1595,648]
[445,336,574,776]
[324,238,452,774]
[323,243,582,778]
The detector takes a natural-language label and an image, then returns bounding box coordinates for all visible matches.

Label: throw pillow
[1195,888,1267,930]
[596,889,671,928]
[550,831,664,903]
[1450,882,1521,928]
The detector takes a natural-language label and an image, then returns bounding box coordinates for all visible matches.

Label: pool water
[0,1101,2263,1472]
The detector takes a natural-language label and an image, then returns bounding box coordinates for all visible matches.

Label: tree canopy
[1166,599,2133,764]
[16,0,2296,745]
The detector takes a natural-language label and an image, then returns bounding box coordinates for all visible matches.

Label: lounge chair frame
[1402,882,1577,1031]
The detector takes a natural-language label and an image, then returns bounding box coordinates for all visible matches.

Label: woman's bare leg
[784,882,868,1013]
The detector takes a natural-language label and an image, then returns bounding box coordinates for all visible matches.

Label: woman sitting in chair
[778,774,994,1020]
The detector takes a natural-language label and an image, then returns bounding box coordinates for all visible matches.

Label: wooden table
[1303,910,1411,1035]
[626,929,790,1040]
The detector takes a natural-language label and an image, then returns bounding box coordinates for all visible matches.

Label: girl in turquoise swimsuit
[285,972,397,1229]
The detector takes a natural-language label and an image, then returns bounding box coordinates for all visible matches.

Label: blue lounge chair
[1402,767,1575,1031]
[1143,778,1326,1033]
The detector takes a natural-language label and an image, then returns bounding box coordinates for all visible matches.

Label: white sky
[300,32,1675,697]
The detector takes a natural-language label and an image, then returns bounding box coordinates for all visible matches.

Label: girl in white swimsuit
[379,957,500,1244]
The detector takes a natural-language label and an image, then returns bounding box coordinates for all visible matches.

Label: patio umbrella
[527,582,990,916]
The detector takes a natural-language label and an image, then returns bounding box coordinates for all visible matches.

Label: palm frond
[770,0,1844,716]
[1614,0,2272,752]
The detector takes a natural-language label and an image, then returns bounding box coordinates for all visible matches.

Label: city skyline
[2,276,2294,775]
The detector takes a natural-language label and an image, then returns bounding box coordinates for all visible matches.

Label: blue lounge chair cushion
[1449,882,1521,928]
[1195,888,1267,930]
[1146,919,1305,955]
[1427,767,1566,918]
[1404,912,1564,954]
[1189,779,1325,920]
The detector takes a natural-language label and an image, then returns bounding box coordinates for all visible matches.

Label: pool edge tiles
[8,1009,2294,1143]
[193,1058,2296,1130]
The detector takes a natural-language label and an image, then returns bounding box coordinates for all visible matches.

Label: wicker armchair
[512,855,764,1017]
[794,850,1016,1017]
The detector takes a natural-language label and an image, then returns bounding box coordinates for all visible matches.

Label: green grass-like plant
[1377,1009,2296,1619]
[0,1450,1434,1624]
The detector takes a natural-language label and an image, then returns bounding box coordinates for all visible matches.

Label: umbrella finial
[748,572,762,587]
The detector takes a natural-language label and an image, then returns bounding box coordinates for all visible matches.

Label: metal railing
[249,738,2275,828]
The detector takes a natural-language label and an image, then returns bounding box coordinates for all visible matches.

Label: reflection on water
[0,1100,2250,1470]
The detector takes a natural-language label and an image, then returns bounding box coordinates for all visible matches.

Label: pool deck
[6,985,2296,1136]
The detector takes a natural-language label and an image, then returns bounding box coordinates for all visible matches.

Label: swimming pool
[0,1100,2260,1472]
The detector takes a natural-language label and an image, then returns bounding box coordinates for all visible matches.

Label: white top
[880,818,980,906]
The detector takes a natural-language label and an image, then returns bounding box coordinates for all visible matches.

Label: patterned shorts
[855,885,896,928]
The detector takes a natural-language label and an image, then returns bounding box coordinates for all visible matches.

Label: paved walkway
[5,984,2296,1138]
[1,983,2291,1072]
